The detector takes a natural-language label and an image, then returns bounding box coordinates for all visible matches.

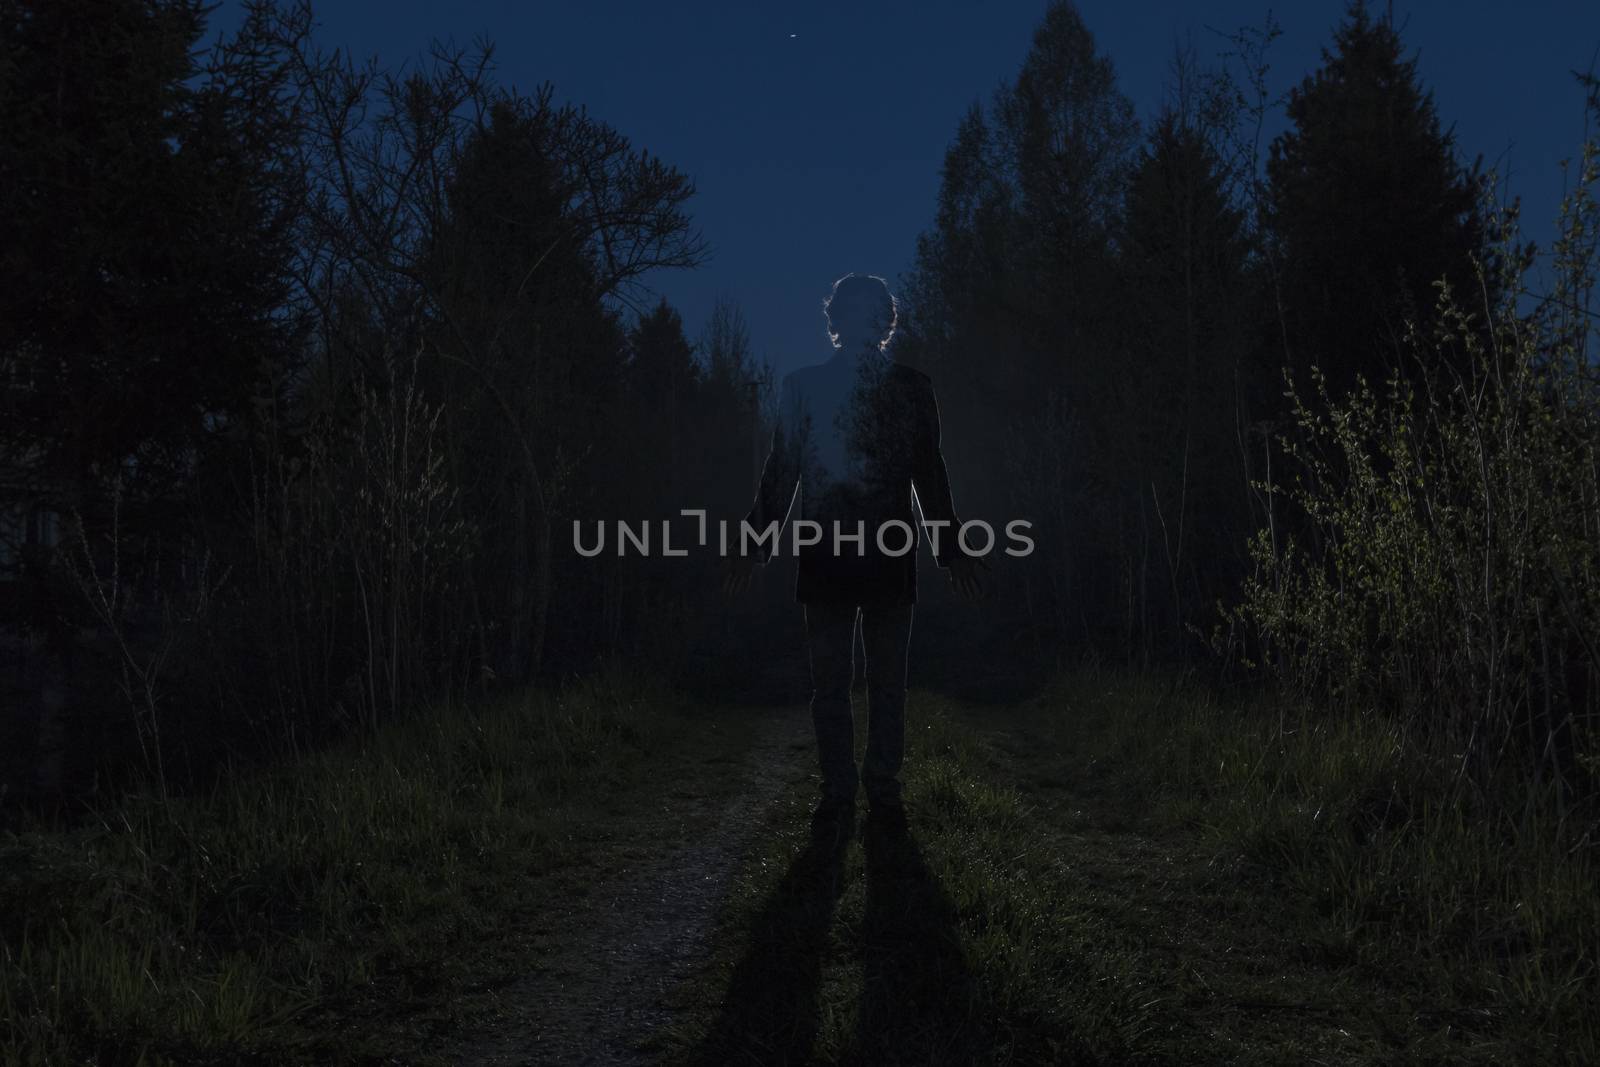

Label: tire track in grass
[462,701,815,1066]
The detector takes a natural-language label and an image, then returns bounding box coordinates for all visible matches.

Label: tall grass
[0,672,663,1066]
[1050,671,1600,1058]
[232,336,472,742]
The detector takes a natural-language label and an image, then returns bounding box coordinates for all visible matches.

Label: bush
[1235,136,1600,814]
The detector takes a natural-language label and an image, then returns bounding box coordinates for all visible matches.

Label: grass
[6,666,1595,1064]
[1043,671,1600,1063]
[660,694,1156,1066]
[664,672,1600,1065]
[0,671,670,1066]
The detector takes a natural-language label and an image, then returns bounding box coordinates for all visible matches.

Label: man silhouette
[725,273,984,834]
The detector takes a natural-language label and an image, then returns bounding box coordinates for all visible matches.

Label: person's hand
[722,553,757,597]
[947,554,990,602]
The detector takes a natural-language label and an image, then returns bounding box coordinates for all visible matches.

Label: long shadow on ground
[686,811,994,1066]
[683,819,850,1065]
[851,813,990,1065]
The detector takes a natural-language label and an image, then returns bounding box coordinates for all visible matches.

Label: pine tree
[626,299,699,505]
[423,97,628,682]
[1119,111,1264,648]
[631,300,701,397]
[0,0,299,510]
[899,0,1138,649]
[1265,0,1487,399]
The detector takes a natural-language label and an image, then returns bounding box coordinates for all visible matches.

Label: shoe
[810,795,856,840]
[865,788,904,813]
[865,793,908,836]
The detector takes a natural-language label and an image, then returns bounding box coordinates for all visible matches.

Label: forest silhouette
[2,1,1599,1062]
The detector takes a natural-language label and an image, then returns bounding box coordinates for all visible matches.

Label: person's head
[823,273,897,353]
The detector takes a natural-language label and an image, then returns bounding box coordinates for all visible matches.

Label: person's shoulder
[888,361,935,391]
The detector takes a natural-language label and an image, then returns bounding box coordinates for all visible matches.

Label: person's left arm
[910,377,960,568]
[911,377,987,601]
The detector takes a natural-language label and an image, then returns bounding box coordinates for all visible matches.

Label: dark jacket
[743,351,960,605]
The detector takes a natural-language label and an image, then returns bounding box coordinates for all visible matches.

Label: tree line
[2,0,1597,815]
[898,1,1598,808]
[0,0,763,792]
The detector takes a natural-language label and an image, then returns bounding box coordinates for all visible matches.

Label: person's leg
[805,601,861,804]
[860,603,914,807]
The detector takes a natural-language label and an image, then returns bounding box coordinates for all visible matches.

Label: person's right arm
[742,377,802,562]
[912,376,987,602]
[725,378,801,595]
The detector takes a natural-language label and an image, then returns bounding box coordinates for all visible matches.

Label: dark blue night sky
[211,1,1600,377]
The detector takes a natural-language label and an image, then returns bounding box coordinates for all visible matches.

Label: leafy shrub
[1235,137,1600,810]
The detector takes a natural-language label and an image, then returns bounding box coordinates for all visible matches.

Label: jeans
[804,601,914,804]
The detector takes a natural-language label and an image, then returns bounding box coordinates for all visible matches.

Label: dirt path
[461,702,814,1066]
[443,679,1569,1066]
